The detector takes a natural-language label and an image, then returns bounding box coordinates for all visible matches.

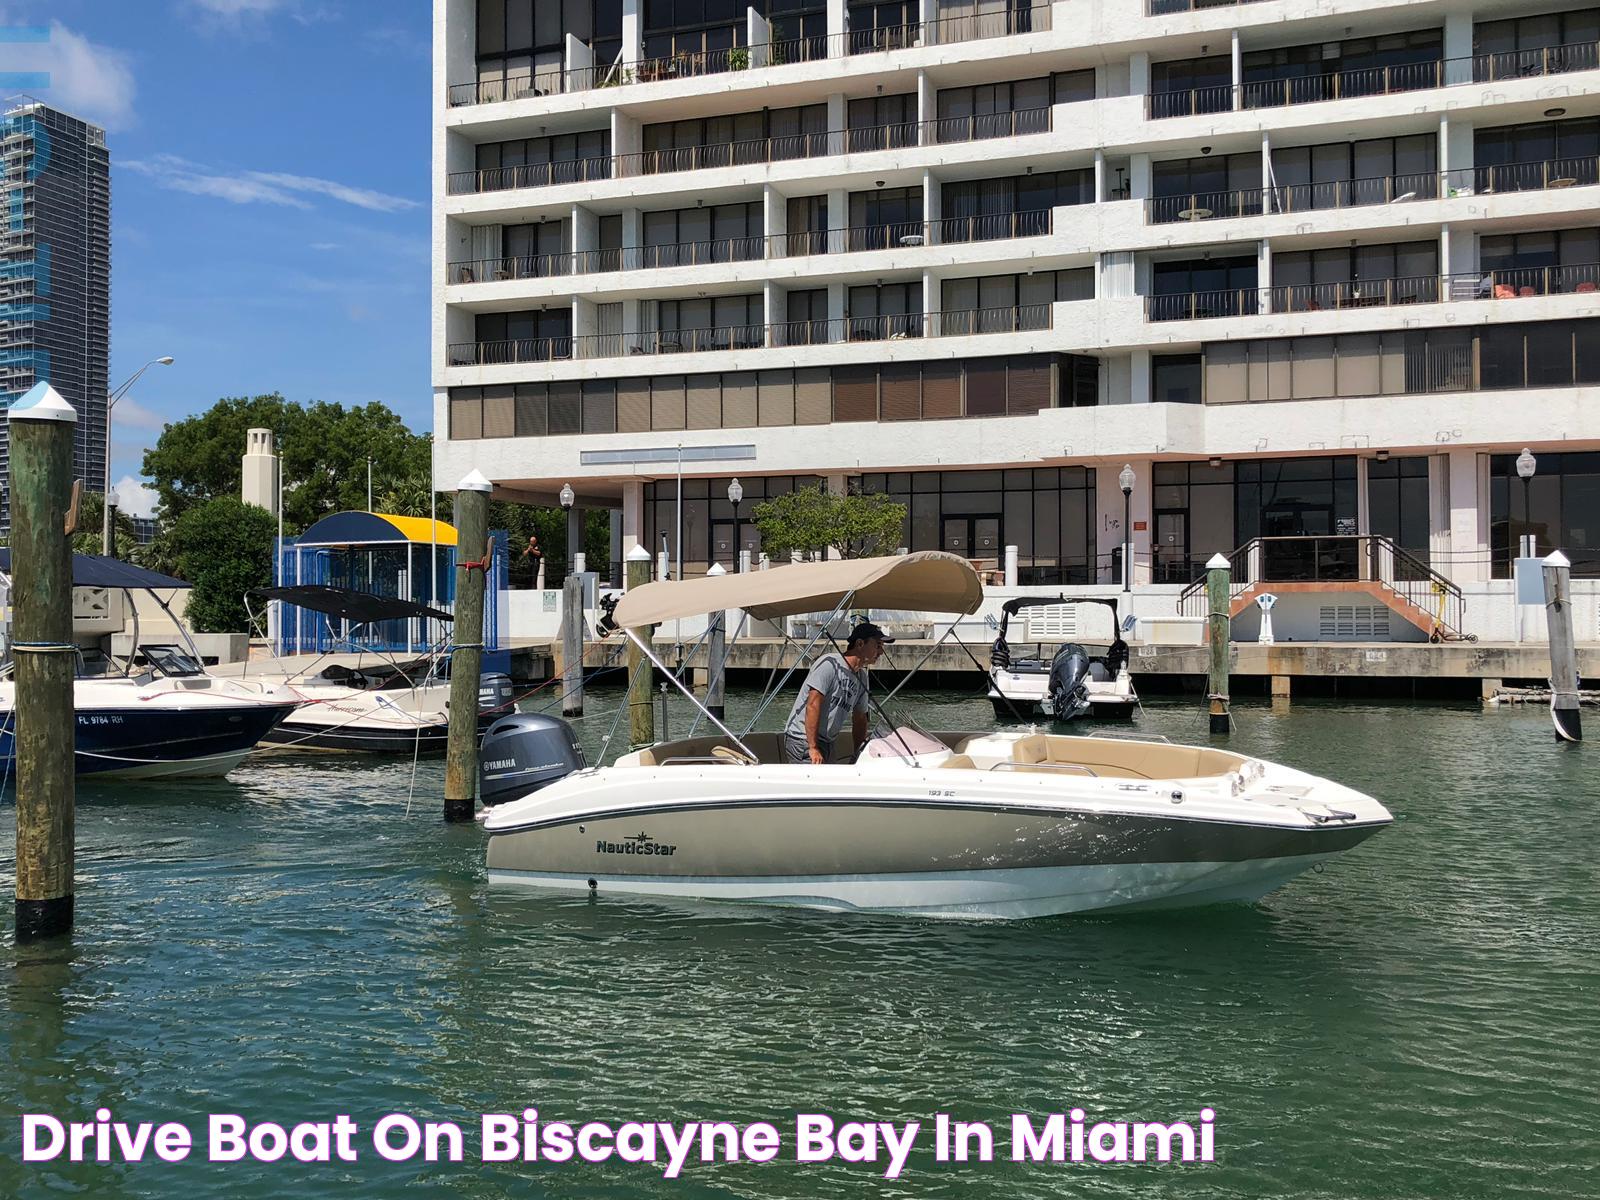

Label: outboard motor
[477,672,515,722]
[1047,642,1094,721]
[478,713,587,807]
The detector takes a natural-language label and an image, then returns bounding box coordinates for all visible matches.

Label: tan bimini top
[612,551,983,626]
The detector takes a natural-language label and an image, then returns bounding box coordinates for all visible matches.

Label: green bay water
[2,690,1596,1198]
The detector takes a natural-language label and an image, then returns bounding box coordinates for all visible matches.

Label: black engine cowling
[477,672,515,720]
[478,713,587,806]
[1047,643,1093,721]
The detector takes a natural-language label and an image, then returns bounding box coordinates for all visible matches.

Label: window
[1475,8,1600,78]
[936,77,1053,142]
[643,0,747,74]
[847,94,918,151]
[940,271,1075,331]
[847,186,923,250]
[942,171,1089,242]
[1489,450,1600,576]
[1150,55,1231,116]
[1474,116,1600,191]
[470,130,611,191]
[653,294,763,351]
[473,0,621,97]
[1267,135,1437,212]
[640,202,762,266]
[473,309,571,362]
[1272,240,1439,309]
[1149,256,1258,320]
[848,282,923,340]
[784,195,829,255]
[1368,455,1431,562]
[1152,354,1203,403]
[847,0,918,54]
[1150,152,1262,221]
[783,288,829,345]
[1241,28,1442,108]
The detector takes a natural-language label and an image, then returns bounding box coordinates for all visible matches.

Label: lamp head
[559,482,576,509]
[1515,448,1536,479]
[1118,464,1135,494]
[156,356,175,365]
[727,477,743,505]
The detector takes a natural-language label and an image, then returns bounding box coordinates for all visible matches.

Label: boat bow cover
[612,551,982,625]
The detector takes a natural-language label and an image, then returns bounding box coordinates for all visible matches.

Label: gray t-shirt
[782,653,869,755]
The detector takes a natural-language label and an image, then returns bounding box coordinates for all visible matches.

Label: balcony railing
[1145,275,1442,320]
[447,214,1053,284]
[1442,263,1600,300]
[1147,171,1440,223]
[446,111,1053,195]
[447,7,1051,107]
[1444,155,1600,196]
[448,306,1052,365]
[1146,42,1600,118]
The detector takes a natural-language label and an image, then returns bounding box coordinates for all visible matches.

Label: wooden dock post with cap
[560,573,584,717]
[1206,552,1232,735]
[444,469,492,823]
[9,382,78,941]
[626,544,656,748]
[1542,550,1583,743]
[705,562,728,721]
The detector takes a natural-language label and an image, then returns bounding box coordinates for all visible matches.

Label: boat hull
[485,795,1385,920]
[257,718,451,755]
[0,702,296,779]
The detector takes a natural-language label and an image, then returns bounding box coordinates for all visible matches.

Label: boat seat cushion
[1008,735,1242,780]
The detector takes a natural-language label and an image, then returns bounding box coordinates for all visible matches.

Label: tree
[168,497,278,633]
[142,394,433,530]
[752,485,907,560]
[69,491,141,560]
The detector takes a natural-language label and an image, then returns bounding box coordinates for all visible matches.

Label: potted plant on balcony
[729,47,749,71]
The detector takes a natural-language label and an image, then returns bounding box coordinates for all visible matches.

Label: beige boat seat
[1008,734,1243,780]
[939,754,977,770]
[634,731,856,766]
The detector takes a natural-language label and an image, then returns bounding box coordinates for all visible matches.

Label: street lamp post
[559,482,576,576]
[103,356,174,555]
[728,477,744,571]
[1515,447,1537,558]
[1118,463,1136,592]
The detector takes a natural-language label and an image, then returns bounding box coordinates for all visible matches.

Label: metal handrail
[1144,274,1443,320]
[1145,42,1600,118]
[1440,263,1600,299]
[446,111,1053,195]
[447,6,1051,106]
[447,305,1054,364]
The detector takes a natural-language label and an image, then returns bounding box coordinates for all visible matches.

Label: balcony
[1145,42,1600,119]
[1148,170,1441,224]
[446,214,1053,284]
[1443,263,1600,300]
[1144,275,1442,321]
[1445,155,1600,196]
[447,110,1053,196]
[446,6,1051,108]
[447,305,1052,365]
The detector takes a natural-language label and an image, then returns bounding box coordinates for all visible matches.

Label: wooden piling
[1542,551,1583,743]
[1205,552,1232,735]
[10,383,78,941]
[561,573,584,717]
[704,562,727,721]
[444,470,492,822]
[626,545,655,749]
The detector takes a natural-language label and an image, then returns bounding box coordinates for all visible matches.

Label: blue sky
[4,0,431,512]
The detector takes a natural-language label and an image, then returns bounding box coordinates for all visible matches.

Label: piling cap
[626,543,652,562]
[1544,550,1571,567]
[455,469,492,493]
[8,381,77,424]
[707,562,727,576]
[1206,553,1231,569]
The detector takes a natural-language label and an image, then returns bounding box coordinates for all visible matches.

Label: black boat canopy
[0,549,191,590]
[252,585,453,624]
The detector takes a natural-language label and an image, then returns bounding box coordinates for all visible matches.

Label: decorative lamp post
[1118,463,1136,592]
[559,481,576,574]
[1515,448,1537,558]
[728,477,744,571]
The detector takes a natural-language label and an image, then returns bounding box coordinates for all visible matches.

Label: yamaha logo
[595,831,678,857]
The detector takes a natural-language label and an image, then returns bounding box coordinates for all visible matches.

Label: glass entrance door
[943,516,1003,565]
[1154,511,1189,582]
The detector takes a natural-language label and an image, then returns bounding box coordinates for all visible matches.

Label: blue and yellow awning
[295,511,458,548]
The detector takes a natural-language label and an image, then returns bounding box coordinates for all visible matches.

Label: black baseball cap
[847,621,894,646]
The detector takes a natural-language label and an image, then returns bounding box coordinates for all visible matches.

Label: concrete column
[621,0,643,62]
[1257,239,1273,313]
[1356,455,1371,538]
[763,184,785,253]
[1129,51,1150,96]
[922,268,937,333]
[565,33,595,88]
[827,280,847,326]
[1129,348,1152,405]
[827,0,848,42]
[1129,153,1152,201]
[827,186,848,251]
[611,109,642,160]
[923,168,941,242]
[1230,30,1242,110]
[748,8,771,65]
[621,480,645,550]
[1094,149,1106,202]
[1428,453,1452,568]
[1447,450,1488,584]
[826,94,847,156]
[763,279,782,343]
[1261,130,1272,193]
[1443,9,1473,73]
[571,205,598,270]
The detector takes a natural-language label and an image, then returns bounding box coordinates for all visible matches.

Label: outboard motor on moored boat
[477,672,515,721]
[1047,642,1094,721]
[478,713,587,806]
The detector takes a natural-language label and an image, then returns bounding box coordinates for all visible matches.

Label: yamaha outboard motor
[477,672,515,722]
[478,713,587,807]
[1047,642,1094,722]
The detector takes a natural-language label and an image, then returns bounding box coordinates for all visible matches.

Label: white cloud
[0,21,138,131]
[184,0,338,28]
[111,395,167,434]
[122,154,418,213]
[309,241,340,251]
[113,477,160,519]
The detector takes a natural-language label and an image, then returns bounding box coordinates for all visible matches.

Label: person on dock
[781,622,892,764]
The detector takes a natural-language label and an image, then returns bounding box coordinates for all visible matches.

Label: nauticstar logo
[596,830,677,857]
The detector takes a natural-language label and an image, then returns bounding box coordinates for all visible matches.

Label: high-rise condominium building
[1,101,111,528]
[433,0,1600,629]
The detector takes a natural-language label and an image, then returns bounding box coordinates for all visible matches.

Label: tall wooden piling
[626,544,655,748]
[444,469,492,823]
[1542,550,1583,743]
[704,562,727,721]
[10,383,78,941]
[561,573,585,717]
[1205,552,1232,735]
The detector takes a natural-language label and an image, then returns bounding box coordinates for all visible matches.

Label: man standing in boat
[781,622,892,764]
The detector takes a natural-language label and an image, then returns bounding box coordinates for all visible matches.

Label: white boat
[0,552,299,779]
[481,553,1391,920]
[988,596,1138,722]
[238,586,514,754]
